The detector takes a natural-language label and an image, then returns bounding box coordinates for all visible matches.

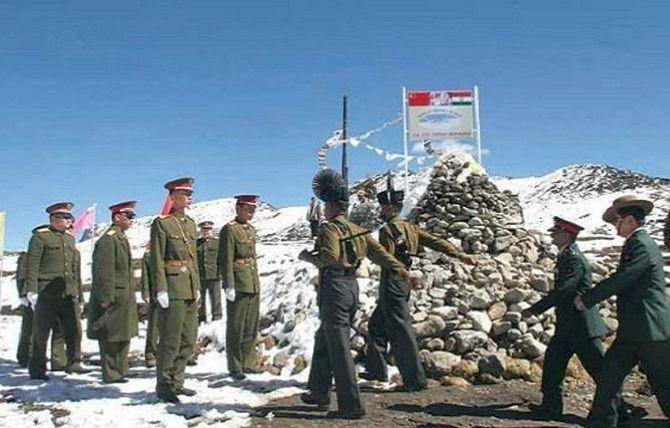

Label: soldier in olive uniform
[197,221,222,323]
[298,169,411,420]
[16,251,66,369]
[219,195,262,380]
[150,178,200,403]
[26,202,88,380]
[523,217,629,421]
[88,201,139,383]
[141,243,158,367]
[360,184,476,391]
[575,195,670,427]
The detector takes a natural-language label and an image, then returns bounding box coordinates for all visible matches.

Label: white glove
[157,291,169,309]
[20,297,30,307]
[225,288,236,302]
[27,292,39,308]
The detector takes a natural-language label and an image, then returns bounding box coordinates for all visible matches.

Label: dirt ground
[250,374,667,427]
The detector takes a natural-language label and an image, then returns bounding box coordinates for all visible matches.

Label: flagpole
[402,86,409,195]
[473,85,482,165]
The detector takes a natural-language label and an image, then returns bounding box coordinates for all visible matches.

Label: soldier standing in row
[16,250,66,369]
[197,221,222,323]
[575,195,670,427]
[219,195,262,380]
[141,243,158,368]
[360,183,476,391]
[88,201,139,383]
[150,178,200,403]
[298,169,411,420]
[25,202,88,380]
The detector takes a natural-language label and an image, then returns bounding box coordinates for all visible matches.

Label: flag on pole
[0,211,5,254]
[407,89,475,140]
[73,204,96,238]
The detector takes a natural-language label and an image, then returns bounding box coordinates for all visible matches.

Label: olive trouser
[98,340,130,382]
[17,304,66,369]
[198,279,222,322]
[365,276,426,390]
[144,300,159,361]
[586,339,670,427]
[307,274,364,413]
[29,294,82,377]
[226,291,260,374]
[156,299,198,394]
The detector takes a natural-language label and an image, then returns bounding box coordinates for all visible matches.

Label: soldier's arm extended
[418,229,463,259]
[150,219,169,294]
[529,254,583,315]
[300,223,340,268]
[25,233,44,294]
[93,235,116,306]
[366,235,409,281]
[219,225,235,289]
[582,239,651,308]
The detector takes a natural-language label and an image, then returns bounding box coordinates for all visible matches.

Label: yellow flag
[0,211,5,254]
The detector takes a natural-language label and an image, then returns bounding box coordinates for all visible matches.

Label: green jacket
[219,219,260,294]
[149,214,200,300]
[16,252,27,296]
[140,250,153,301]
[25,225,82,299]
[530,243,607,339]
[582,229,670,342]
[197,236,221,281]
[88,225,139,341]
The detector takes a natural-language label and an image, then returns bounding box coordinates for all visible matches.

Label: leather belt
[166,260,195,272]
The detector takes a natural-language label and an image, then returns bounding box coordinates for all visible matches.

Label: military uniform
[26,203,84,379]
[88,203,139,383]
[364,213,466,390]
[16,250,66,368]
[300,169,409,419]
[150,178,200,400]
[140,249,159,365]
[663,209,670,250]
[219,206,261,375]
[580,196,670,427]
[197,222,222,322]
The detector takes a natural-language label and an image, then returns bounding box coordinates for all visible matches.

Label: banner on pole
[0,211,5,254]
[407,90,474,140]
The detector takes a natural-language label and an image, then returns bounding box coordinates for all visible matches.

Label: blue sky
[1,1,669,250]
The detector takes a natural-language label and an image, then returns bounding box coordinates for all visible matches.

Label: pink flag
[73,204,96,235]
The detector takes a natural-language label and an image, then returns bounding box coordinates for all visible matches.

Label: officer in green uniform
[219,195,262,380]
[298,169,411,420]
[16,250,66,369]
[575,195,670,427]
[26,202,88,380]
[88,201,139,383]
[197,221,222,323]
[523,217,628,421]
[360,183,476,391]
[140,243,158,368]
[150,178,200,403]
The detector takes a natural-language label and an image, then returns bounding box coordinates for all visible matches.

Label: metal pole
[402,86,409,195]
[341,95,348,185]
[473,85,482,165]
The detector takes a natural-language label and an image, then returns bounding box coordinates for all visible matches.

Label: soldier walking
[298,169,411,420]
[360,184,476,391]
[197,221,222,323]
[150,178,200,403]
[25,202,88,380]
[140,243,158,368]
[219,195,262,380]
[574,195,670,427]
[87,201,139,383]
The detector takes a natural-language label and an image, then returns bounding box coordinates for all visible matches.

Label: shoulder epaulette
[36,227,50,233]
[106,230,116,236]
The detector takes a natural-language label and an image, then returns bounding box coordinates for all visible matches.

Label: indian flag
[408,90,473,107]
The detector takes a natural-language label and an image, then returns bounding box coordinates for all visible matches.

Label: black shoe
[358,371,387,382]
[186,358,197,366]
[157,391,180,403]
[30,373,49,381]
[326,408,366,420]
[145,358,157,368]
[243,367,263,374]
[230,372,246,380]
[66,364,92,374]
[177,387,197,396]
[528,403,563,421]
[300,392,330,410]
